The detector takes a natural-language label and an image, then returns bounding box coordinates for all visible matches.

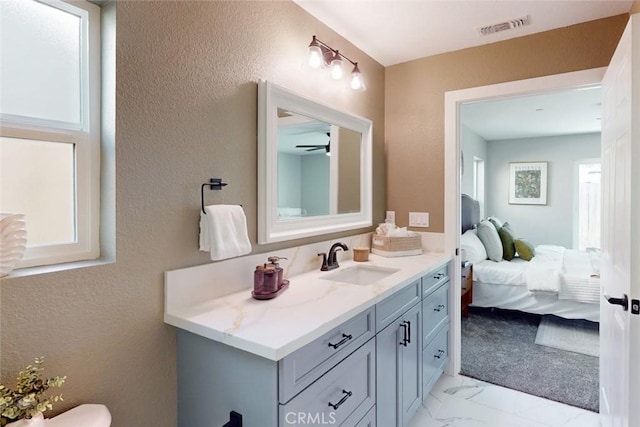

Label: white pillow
[460,229,487,264]
[477,219,503,262]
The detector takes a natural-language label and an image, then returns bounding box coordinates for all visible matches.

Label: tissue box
[371,233,422,257]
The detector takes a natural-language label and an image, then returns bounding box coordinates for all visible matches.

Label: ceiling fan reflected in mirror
[295,133,331,155]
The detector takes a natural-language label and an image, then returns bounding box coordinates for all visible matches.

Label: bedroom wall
[0,2,385,426]
[460,125,487,200]
[485,133,601,248]
[386,14,628,232]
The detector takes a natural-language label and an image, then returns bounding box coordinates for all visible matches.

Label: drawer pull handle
[328,334,352,349]
[433,304,445,312]
[434,349,445,359]
[399,322,409,347]
[328,389,352,410]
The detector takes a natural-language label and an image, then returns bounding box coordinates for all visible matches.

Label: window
[575,161,601,250]
[473,157,485,219]
[0,0,101,268]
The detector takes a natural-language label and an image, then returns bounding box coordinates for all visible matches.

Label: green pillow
[515,239,536,261]
[498,222,516,261]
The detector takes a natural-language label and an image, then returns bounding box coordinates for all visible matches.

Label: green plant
[0,358,65,426]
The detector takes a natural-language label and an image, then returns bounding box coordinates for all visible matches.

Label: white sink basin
[321,265,400,286]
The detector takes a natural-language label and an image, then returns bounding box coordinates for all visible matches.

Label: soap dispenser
[267,256,287,289]
[251,256,289,300]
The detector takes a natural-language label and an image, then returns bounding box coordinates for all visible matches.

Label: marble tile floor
[408,374,601,427]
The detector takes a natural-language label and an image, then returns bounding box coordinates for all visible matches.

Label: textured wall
[385,14,628,232]
[0,2,384,426]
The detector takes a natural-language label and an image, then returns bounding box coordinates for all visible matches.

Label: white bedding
[473,246,601,306]
[525,245,565,294]
[472,281,600,322]
[561,249,600,304]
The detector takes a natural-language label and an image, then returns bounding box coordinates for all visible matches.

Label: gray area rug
[535,315,599,357]
[461,307,599,412]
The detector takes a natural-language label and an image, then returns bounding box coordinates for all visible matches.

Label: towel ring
[201,178,228,214]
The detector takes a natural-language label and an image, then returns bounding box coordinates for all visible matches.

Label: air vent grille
[478,15,531,36]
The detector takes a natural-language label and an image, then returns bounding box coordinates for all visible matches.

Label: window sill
[3,257,115,279]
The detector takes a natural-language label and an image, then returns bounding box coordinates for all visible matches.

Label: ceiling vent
[478,15,531,36]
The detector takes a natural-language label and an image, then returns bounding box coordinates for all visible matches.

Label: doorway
[442,67,606,378]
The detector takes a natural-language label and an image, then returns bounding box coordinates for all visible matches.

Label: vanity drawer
[422,282,449,347]
[279,307,375,403]
[422,262,449,298]
[279,339,376,427]
[422,324,448,396]
[375,279,421,331]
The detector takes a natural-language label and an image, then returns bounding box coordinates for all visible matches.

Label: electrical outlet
[386,210,395,224]
[409,212,429,227]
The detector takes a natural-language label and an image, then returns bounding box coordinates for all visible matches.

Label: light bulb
[330,53,343,80]
[308,45,323,68]
[308,36,323,69]
[350,65,364,90]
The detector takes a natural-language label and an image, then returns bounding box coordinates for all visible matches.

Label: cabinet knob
[433,304,445,312]
[434,349,445,359]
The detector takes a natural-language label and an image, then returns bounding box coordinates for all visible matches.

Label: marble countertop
[165,252,449,361]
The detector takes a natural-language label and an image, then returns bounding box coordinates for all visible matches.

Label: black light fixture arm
[311,35,358,67]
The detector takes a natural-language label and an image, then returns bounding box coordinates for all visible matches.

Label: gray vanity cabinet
[376,287,422,427]
[421,262,450,397]
[175,260,451,427]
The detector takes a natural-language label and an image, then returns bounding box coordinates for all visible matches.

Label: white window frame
[0,0,101,268]
[473,156,485,219]
[572,158,601,250]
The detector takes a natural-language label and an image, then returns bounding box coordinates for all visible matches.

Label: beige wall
[385,14,628,232]
[632,0,640,15]
[0,2,384,426]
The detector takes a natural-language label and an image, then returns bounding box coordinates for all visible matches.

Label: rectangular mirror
[258,80,372,244]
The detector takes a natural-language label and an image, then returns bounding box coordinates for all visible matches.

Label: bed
[461,194,600,322]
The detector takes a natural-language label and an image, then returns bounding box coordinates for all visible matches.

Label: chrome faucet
[319,242,349,271]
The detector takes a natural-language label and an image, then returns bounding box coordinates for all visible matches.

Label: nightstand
[461,263,473,317]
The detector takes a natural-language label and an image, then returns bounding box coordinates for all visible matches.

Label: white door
[600,14,639,427]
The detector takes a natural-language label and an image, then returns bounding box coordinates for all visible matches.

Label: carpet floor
[461,307,599,412]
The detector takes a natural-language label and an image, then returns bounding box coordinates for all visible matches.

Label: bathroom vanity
[166,252,450,427]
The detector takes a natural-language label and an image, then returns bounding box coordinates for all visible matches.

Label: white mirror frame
[257,80,373,244]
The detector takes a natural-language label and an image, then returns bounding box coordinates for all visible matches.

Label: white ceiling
[460,86,602,141]
[293,0,621,140]
[293,0,632,67]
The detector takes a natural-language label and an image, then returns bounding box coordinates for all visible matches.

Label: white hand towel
[199,205,252,261]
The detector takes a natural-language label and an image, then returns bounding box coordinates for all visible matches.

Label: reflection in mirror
[276,109,361,219]
[258,80,373,244]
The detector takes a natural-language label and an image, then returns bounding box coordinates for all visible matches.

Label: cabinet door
[376,316,401,427]
[376,303,422,427]
[400,302,422,425]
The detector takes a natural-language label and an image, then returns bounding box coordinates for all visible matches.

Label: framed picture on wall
[509,161,548,205]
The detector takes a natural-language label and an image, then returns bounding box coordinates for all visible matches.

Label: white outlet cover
[409,212,429,227]
[386,210,395,223]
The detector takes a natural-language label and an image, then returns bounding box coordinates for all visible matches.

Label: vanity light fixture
[307,35,366,91]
